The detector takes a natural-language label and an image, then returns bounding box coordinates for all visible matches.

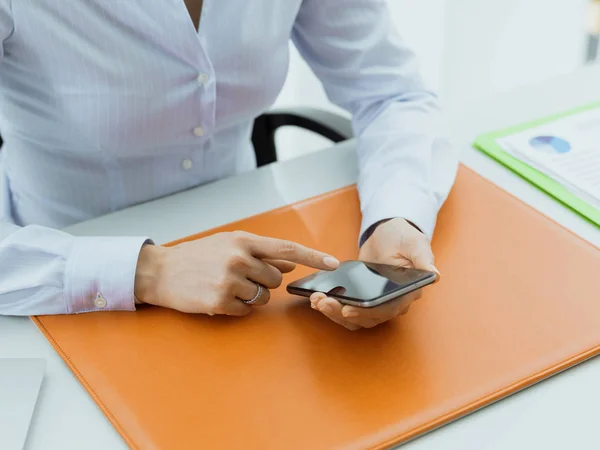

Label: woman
[0,0,456,330]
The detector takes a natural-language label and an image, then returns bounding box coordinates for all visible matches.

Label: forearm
[292,0,459,239]
[355,92,458,239]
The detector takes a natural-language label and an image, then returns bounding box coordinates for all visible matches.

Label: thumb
[407,237,440,280]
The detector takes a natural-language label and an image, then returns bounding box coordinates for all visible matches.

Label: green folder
[473,101,600,228]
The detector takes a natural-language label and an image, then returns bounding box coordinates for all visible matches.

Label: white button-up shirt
[0,0,457,315]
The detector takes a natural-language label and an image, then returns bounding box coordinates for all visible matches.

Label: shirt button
[197,73,210,85]
[193,126,205,137]
[94,293,107,309]
[181,158,194,171]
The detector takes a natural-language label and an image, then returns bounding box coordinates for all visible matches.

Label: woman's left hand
[310,218,440,330]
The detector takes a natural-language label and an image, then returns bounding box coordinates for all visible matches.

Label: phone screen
[288,261,435,304]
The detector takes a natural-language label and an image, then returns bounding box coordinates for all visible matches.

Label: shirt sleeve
[292,0,459,239]
[0,0,151,317]
[0,222,151,316]
[0,0,11,58]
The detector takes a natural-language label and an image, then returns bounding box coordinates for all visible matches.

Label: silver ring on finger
[242,283,264,305]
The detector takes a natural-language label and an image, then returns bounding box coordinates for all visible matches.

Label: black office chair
[0,108,354,165]
[251,107,353,167]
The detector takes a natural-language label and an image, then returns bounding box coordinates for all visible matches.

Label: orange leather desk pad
[33,166,600,449]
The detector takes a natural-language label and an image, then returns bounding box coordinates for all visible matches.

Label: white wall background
[443,0,587,108]
[273,0,589,160]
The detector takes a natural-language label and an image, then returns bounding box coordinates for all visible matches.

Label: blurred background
[273,0,598,160]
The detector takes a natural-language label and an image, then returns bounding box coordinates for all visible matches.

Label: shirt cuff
[64,236,153,314]
[360,181,439,242]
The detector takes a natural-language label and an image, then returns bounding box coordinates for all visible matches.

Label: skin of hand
[134,231,339,316]
[309,218,440,331]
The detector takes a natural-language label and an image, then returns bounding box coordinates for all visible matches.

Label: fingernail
[343,310,359,318]
[323,256,340,269]
[320,304,333,314]
[430,265,441,277]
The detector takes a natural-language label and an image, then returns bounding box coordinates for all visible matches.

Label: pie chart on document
[529,135,572,155]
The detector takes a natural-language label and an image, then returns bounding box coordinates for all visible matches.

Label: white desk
[2,64,599,450]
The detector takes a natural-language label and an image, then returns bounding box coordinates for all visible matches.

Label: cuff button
[94,293,108,309]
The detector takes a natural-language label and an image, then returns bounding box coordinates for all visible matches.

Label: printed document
[496,107,600,209]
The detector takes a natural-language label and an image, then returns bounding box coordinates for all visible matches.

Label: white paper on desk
[0,359,46,450]
[496,107,600,208]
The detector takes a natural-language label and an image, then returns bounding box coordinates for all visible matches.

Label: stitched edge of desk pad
[30,316,140,450]
[374,345,600,448]
[163,184,358,247]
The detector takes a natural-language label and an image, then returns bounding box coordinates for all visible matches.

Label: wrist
[360,219,392,247]
[404,219,422,234]
[134,244,166,306]
[360,218,422,247]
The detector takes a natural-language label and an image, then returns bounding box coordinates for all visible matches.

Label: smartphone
[286,260,437,308]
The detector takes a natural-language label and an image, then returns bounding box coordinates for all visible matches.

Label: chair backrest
[251,109,353,167]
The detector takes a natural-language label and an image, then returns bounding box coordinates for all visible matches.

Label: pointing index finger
[248,236,339,270]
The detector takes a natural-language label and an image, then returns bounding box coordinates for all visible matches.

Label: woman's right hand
[134,231,339,316]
